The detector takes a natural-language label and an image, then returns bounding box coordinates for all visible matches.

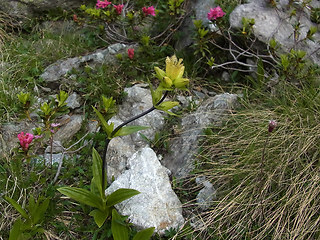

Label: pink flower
[96,0,111,9]
[268,120,277,133]
[128,48,134,59]
[17,132,34,151]
[73,14,78,22]
[51,123,60,128]
[114,4,124,15]
[142,6,156,16]
[207,6,225,21]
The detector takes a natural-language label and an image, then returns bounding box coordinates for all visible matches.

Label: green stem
[101,91,169,191]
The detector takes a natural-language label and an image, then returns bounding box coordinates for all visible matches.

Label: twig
[52,131,91,184]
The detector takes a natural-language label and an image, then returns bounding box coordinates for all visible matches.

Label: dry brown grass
[177,97,320,239]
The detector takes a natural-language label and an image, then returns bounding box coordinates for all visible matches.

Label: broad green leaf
[9,219,23,240]
[92,148,107,199]
[9,219,32,240]
[92,148,103,192]
[150,85,163,105]
[90,178,100,196]
[156,101,179,115]
[154,66,166,81]
[58,187,103,209]
[106,188,140,207]
[89,209,109,228]
[4,196,28,219]
[133,227,155,240]
[31,198,50,225]
[92,106,114,137]
[157,101,179,111]
[113,126,149,137]
[111,209,129,240]
[27,195,36,217]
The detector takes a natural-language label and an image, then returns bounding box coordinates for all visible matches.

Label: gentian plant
[58,55,189,238]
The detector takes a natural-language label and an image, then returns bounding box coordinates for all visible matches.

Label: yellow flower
[154,55,189,90]
[165,55,185,81]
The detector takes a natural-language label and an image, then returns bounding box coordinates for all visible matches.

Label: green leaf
[4,196,29,219]
[57,90,68,107]
[150,85,163,106]
[30,198,50,225]
[154,66,166,81]
[133,227,155,240]
[113,126,149,137]
[58,187,103,210]
[40,102,51,116]
[92,148,107,199]
[111,209,129,240]
[280,54,289,71]
[102,96,116,120]
[106,188,140,207]
[156,101,179,115]
[89,209,109,228]
[27,195,36,216]
[93,106,114,137]
[158,101,179,111]
[9,219,28,240]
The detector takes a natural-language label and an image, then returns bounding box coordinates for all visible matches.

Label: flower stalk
[101,91,168,191]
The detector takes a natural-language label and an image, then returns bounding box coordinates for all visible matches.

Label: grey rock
[177,95,193,108]
[196,177,216,211]
[54,115,83,143]
[87,120,99,133]
[40,43,134,83]
[106,137,136,182]
[44,153,64,165]
[45,140,64,153]
[0,0,86,23]
[176,0,216,50]
[105,147,184,234]
[66,92,81,109]
[192,90,206,99]
[229,0,320,65]
[162,93,239,178]
[221,71,230,82]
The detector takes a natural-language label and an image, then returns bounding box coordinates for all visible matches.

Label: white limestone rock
[105,147,184,234]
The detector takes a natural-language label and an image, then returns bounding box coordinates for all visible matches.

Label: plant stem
[259,132,270,223]
[101,91,168,191]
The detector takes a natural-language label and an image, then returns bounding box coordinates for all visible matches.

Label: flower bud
[268,120,277,133]
[161,76,173,89]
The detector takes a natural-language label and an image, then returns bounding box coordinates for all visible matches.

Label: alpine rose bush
[17,132,34,151]
[96,0,111,9]
[128,48,134,59]
[114,4,124,15]
[142,6,156,16]
[207,6,225,20]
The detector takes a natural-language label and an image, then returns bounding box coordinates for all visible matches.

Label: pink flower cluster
[207,6,225,21]
[142,6,156,16]
[17,132,34,151]
[96,0,111,9]
[128,48,134,59]
[114,4,124,15]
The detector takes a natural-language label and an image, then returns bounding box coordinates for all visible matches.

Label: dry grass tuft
[177,88,320,239]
